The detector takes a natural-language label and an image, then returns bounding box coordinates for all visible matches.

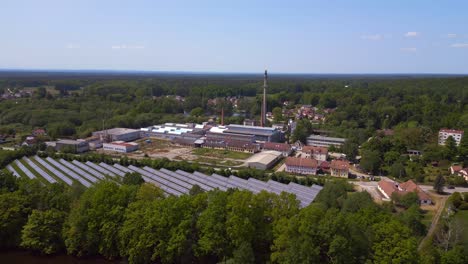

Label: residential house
[449,165,463,175]
[378,179,432,205]
[303,146,328,161]
[330,160,349,178]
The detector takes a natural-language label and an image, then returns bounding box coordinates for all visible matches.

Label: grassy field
[192,148,252,160]
[137,138,173,151]
[454,210,468,251]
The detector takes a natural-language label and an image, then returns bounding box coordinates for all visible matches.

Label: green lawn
[453,210,468,251]
[192,148,252,160]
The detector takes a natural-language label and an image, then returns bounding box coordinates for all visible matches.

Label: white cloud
[66,44,80,49]
[361,34,384,41]
[447,33,457,38]
[111,44,145,50]
[400,47,417,52]
[451,43,468,48]
[404,32,420,37]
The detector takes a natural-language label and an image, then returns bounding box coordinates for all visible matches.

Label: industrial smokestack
[261,69,268,127]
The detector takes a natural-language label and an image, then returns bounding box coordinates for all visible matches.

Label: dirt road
[418,196,448,251]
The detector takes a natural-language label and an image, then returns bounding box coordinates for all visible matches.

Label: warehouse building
[246,150,283,170]
[56,139,89,153]
[103,141,139,153]
[92,128,141,142]
[306,135,346,147]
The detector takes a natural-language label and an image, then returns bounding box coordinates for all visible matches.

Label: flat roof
[104,141,138,147]
[247,150,282,165]
[57,139,85,145]
[225,124,277,136]
[98,128,140,135]
[307,135,346,142]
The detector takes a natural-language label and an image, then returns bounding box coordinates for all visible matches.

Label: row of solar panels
[6,157,322,207]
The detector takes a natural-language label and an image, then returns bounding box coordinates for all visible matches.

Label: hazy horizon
[2,0,468,74]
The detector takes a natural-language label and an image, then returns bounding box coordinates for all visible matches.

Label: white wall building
[438,129,464,146]
[103,141,139,153]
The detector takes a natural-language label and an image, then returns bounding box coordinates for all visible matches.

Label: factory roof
[57,139,86,145]
[307,135,346,143]
[224,124,277,136]
[263,142,291,152]
[100,128,140,135]
[247,150,282,165]
[104,141,138,147]
[142,125,193,135]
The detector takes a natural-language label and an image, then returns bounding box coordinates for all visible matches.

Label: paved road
[418,185,468,194]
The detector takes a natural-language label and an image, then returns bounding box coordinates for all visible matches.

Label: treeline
[1,170,442,264]
[1,76,467,141]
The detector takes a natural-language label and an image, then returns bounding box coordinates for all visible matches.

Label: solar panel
[113,164,133,173]
[33,156,73,186]
[86,162,116,177]
[128,165,188,195]
[15,160,36,179]
[311,184,323,191]
[210,173,230,182]
[288,182,314,193]
[59,159,98,183]
[99,162,125,177]
[193,172,236,188]
[23,157,57,184]
[267,180,289,191]
[147,168,193,190]
[248,178,269,188]
[175,170,227,190]
[6,164,20,177]
[45,157,92,187]
[155,168,213,191]
[72,160,105,179]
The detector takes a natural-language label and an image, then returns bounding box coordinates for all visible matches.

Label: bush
[458,203,468,210]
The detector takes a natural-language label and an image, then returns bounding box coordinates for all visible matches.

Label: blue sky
[2,0,468,73]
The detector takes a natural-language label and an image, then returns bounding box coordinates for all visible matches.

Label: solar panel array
[6,164,20,177]
[8,158,323,207]
[14,159,36,179]
[72,160,105,180]
[45,157,92,187]
[59,159,98,183]
[33,156,73,186]
[86,161,116,177]
[23,157,57,184]
[98,162,125,177]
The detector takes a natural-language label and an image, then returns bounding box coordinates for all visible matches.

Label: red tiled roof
[263,142,291,152]
[379,180,431,202]
[399,180,431,201]
[285,157,318,168]
[331,160,349,170]
[439,128,464,134]
[378,180,397,197]
[303,146,328,155]
[319,161,330,169]
[450,165,462,172]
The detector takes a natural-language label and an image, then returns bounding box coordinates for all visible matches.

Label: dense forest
[3,168,465,264]
[1,73,467,182]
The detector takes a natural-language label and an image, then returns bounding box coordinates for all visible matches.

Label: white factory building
[93,128,141,142]
[103,141,139,153]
